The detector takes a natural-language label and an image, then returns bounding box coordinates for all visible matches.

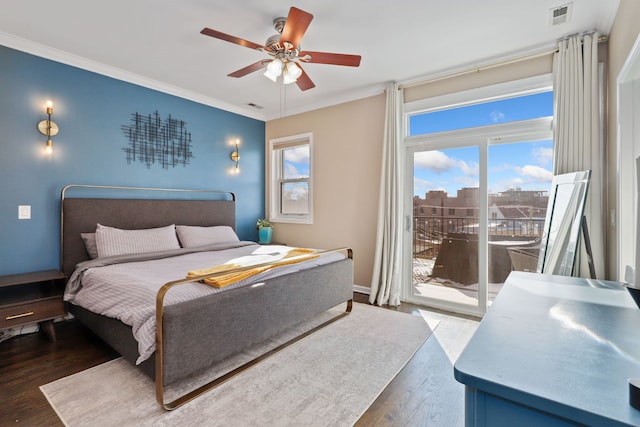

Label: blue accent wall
[0,45,265,275]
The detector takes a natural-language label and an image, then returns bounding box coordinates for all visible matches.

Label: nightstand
[0,269,66,342]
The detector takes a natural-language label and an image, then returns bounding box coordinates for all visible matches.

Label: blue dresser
[454,271,640,426]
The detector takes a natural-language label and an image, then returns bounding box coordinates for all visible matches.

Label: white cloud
[489,164,511,174]
[414,151,478,178]
[489,111,505,123]
[414,177,432,188]
[489,177,524,193]
[414,177,433,196]
[284,163,302,178]
[283,182,308,200]
[532,147,553,166]
[285,146,309,163]
[414,150,458,172]
[455,176,479,188]
[459,160,479,177]
[518,165,553,182]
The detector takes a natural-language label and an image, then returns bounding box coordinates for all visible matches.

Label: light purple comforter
[64,242,345,363]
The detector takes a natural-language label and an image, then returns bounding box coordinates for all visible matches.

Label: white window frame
[269,132,313,224]
[404,74,554,127]
[402,74,554,316]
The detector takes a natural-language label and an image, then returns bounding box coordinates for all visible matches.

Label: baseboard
[353,285,371,295]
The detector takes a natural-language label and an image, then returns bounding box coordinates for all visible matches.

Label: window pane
[270,133,313,224]
[412,146,479,308]
[488,139,553,193]
[282,146,310,179]
[487,139,553,296]
[281,182,309,214]
[409,91,553,135]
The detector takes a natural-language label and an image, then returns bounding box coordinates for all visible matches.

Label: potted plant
[256,218,274,244]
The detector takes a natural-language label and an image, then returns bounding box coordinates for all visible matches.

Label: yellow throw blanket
[186,248,318,288]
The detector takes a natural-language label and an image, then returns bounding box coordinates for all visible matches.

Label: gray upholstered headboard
[61,186,236,279]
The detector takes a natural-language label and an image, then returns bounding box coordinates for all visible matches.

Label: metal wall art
[121,111,194,169]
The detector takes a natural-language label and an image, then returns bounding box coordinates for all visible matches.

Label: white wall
[607,0,640,280]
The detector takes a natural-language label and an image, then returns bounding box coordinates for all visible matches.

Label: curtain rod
[399,34,607,89]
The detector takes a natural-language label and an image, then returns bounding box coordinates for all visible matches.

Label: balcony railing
[413,215,545,259]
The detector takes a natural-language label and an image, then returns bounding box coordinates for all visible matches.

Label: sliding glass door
[404,120,552,316]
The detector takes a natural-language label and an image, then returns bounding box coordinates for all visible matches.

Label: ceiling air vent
[549,3,573,26]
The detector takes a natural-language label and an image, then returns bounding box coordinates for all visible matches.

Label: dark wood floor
[0,293,478,426]
[0,321,119,426]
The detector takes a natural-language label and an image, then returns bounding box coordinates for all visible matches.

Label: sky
[282,145,310,202]
[283,145,310,178]
[410,91,554,197]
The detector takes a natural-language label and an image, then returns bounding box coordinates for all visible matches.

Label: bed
[60,185,354,409]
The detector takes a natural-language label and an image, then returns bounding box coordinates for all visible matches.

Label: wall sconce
[37,100,59,154]
[230,139,240,172]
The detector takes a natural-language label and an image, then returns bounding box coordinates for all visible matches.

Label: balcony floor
[412,258,503,307]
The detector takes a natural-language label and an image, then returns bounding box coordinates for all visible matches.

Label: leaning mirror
[537,170,591,276]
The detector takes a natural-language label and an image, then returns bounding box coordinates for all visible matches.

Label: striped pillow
[176,225,239,248]
[95,223,180,258]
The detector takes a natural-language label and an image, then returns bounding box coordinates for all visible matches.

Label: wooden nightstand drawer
[0,269,66,341]
[0,296,65,329]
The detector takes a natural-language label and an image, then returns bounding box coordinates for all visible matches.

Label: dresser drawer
[0,296,65,329]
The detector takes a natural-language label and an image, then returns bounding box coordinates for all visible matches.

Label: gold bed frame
[155,248,353,410]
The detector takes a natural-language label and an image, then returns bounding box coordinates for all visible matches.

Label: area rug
[41,303,435,426]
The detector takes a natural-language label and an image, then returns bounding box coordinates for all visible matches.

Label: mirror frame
[537,170,591,276]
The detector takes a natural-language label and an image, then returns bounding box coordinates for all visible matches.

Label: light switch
[18,205,31,220]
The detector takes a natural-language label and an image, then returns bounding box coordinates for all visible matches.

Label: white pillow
[95,223,180,257]
[176,225,239,248]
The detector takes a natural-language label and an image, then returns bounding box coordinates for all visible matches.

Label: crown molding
[265,83,386,121]
[0,31,265,121]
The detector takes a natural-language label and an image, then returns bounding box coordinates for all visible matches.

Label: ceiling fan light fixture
[263,68,278,82]
[285,62,302,79]
[263,58,283,82]
[282,71,296,85]
[267,58,283,76]
[282,61,302,84]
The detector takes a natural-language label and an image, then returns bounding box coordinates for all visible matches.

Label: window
[269,133,313,224]
[404,74,554,316]
[409,92,553,135]
[448,208,456,215]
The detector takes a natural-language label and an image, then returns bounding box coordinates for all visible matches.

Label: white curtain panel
[370,82,404,306]
[552,33,604,278]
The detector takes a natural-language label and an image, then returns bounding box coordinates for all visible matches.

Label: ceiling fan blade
[296,67,316,91]
[228,60,271,78]
[279,7,313,49]
[200,28,264,50]
[299,51,361,67]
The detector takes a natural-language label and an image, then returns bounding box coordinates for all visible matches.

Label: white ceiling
[0,1,620,121]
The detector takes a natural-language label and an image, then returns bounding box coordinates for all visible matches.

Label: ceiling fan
[200,6,361,91]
